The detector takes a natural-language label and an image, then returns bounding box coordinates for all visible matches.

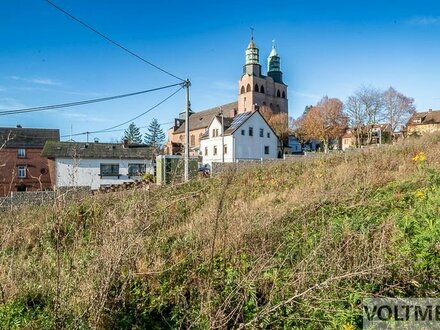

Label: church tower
[238,36,288,115]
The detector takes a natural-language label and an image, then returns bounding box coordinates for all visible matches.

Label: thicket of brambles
[0,134,439,329]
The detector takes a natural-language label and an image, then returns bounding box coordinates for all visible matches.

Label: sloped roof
[200,116,235,140]
[174,101,238,134]
[408,110,440,126]
[42,141,152,159]
[0,127,60,149]
[224,111,254,135]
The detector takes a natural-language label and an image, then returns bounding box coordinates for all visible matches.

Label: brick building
[406,109,440,135]
[0,126,60,196]
[165,36,288,156]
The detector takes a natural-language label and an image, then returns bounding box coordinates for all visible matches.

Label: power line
[44,0,185,82]
[64,86,183,138]
[0,83,183,116]
[60,121,174,138]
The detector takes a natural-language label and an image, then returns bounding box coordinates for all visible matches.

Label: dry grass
[1,134,440,329]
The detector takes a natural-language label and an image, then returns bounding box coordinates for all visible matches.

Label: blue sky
[1,0,440,141]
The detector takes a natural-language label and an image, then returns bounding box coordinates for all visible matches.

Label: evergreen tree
[123,122,142,144]
[144,118,165,151]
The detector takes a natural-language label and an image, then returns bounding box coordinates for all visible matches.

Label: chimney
[123,138,129,148]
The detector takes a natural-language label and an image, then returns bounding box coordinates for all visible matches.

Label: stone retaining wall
[0,186,91,209]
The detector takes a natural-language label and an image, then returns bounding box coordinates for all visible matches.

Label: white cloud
[9,75,62,86]
[408,16,440,26]
[62,112,112,123]
[0,98,27,110]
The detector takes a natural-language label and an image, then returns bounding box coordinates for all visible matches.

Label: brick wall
[0,147,53,196]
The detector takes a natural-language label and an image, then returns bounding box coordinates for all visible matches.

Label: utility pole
[184,79,191,181]
[220,106,224,163]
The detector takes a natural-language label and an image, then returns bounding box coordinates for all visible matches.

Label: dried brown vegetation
[1,134,440,329]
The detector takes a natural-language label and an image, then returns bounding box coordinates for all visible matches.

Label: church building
[238,37,288,114]
[165,36,288,156]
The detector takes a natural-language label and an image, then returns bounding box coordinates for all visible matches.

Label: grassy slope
[0,135,440,329]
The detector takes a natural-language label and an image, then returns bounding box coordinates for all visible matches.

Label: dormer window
[413,118,422,124]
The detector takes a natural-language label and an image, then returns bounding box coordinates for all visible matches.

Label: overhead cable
[0,83,183,116]
[44,0,185,82]
[65,86,183,137]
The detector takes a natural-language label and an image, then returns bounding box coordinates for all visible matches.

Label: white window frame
[17,148,26,158]
[17,166,26,178]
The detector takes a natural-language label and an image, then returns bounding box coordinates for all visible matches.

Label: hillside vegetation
[1,135,440,329]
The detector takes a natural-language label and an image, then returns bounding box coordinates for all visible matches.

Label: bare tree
[345,95,366,147]
[299,96,347,152]
[357,86,384,143]
[383,87,416,133]
[345,86,385,146]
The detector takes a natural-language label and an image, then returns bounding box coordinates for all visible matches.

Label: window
[255,84,259,92]
[17,184,26,192]
[17,166,26,178]
[212,129,219,137]
[100,164,119,177]
[277,90,281,97]
[240,86,245,94]
[17,148,25,158]
[128,163,146,176]
[264,146,270,155]
[260,85,265,93]
[213,146,218,156]
[224,144,228,154]
[241,129,245,135]
[259,128,264,137]
[267,132,270,138]
[190,135,195,146]
[205,147,208,156]
[282,90,286,98]
[249,127,253,136]
[246,84,251,92]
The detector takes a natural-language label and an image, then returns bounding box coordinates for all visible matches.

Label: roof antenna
[272,39,275,49]
[250,27,254,40]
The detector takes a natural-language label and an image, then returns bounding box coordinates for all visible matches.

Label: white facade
[287,136,302,154]
[53,158,153,190]
[200,111,279,168]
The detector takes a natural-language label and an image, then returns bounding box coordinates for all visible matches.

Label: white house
[285,136,302,154]
[200,110,279,168]
[42,141,153,190]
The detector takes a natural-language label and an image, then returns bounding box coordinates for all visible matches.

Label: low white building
[42,141,153,190]
[200,110,279,168]
[285,136,302,154]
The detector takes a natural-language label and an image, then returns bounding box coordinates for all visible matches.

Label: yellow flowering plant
[412,151,426,163]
